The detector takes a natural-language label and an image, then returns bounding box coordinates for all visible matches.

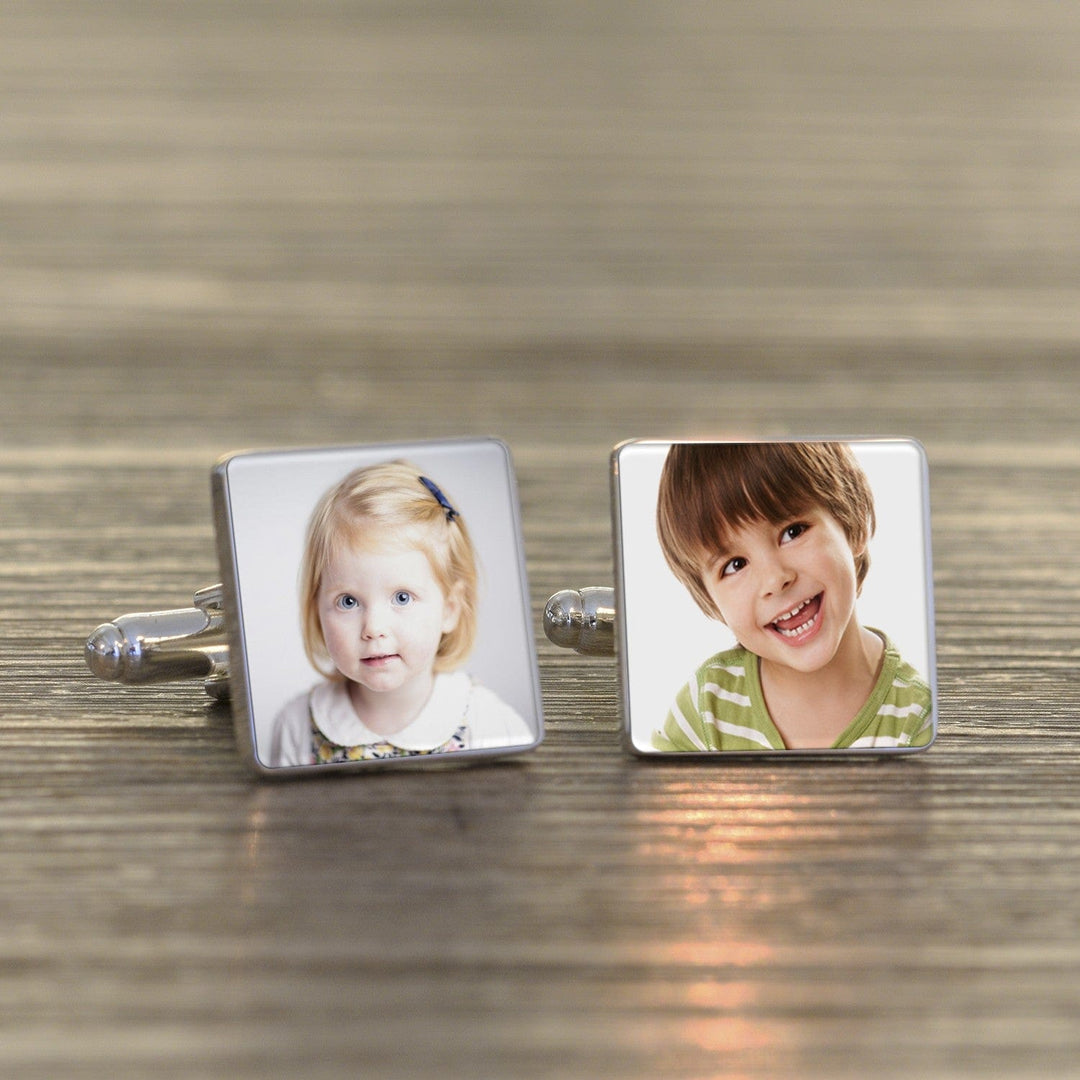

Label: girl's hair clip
[418,474,460,521]
[84,438,542,777]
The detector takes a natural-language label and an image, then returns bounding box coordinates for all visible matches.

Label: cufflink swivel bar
[85,585,231,700]
[83,583,615,700]
[542,587,616,656]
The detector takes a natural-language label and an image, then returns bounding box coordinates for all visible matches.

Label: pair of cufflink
[86,436,937,775]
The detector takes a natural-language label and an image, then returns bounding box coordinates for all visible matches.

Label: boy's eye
[392,590,413,607]
[781,522,808,543]
[337,594,358,610]
[720,556,746,578]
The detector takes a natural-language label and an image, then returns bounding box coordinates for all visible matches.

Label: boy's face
[317,541,460,700]
[701,508,862,675]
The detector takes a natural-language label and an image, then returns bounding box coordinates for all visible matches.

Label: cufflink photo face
[612,439,937,755]
[213,438,543,775]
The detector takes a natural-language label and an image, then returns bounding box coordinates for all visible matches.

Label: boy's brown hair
[656,442,876,620]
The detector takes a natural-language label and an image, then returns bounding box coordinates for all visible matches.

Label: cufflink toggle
[542,587,615,656]
[85,584,230,700]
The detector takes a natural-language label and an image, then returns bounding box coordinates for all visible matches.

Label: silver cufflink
[87,436,938,767]
[86,438,543,776]
[542,438,938,756]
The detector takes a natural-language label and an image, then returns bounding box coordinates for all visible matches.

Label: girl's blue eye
[338,594,358,610]
[392,590,412,606]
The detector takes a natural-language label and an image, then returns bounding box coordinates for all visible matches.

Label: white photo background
[615,440,935,752]
[220,439,541,763]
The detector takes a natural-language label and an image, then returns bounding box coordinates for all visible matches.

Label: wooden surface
[2,2,1079,1076]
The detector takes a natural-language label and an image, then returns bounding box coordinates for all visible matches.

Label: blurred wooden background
[2,2,1079,1076]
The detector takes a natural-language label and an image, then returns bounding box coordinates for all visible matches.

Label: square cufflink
[86,438,543,776]
[545,438,937,756]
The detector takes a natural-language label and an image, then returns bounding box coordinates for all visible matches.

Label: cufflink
[544,438,938,756]
[86,438,544,776]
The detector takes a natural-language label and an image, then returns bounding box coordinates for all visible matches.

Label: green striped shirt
[652,632,933,752]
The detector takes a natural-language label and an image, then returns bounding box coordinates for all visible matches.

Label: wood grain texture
[2,2,1079,1077]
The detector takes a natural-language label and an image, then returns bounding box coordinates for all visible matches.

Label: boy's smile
[768,592,823,641]
[702,509,862,675]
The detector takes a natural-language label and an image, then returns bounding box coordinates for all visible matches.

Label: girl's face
[316,540,460,702]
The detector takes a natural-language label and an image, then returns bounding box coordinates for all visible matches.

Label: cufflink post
[85,584,231,701]
[543,587,616,656]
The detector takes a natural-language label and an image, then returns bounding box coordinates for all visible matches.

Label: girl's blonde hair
[299,461,479,676]
[656,441,876,621]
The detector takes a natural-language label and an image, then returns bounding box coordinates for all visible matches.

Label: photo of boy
[648,441,933,752]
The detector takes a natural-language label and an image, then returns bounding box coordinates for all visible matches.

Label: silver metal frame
[542,437,939,758]
[85,438,544,777]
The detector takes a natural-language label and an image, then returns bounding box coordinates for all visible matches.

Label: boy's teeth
[775,598,809,622]
[771,595,820,636]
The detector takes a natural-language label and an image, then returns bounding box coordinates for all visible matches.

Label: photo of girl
[213,437,541,775]
[268,461,533,766]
